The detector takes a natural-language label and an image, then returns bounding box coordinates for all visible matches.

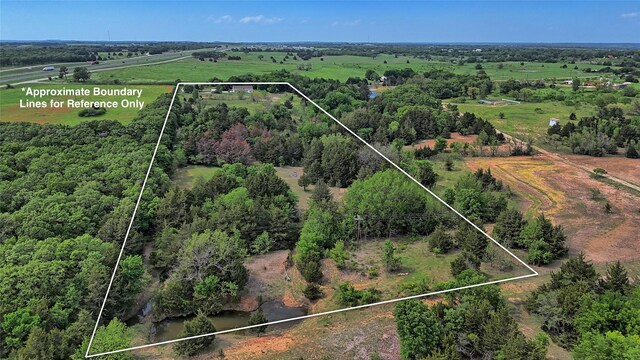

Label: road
[0,51,194,86]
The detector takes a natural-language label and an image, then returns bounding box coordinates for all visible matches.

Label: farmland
[90,51,617,84]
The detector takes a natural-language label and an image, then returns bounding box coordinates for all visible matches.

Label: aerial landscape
[0,1,639,359]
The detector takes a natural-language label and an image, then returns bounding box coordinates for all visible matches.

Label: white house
[549,118,560,126]
[230,85,254,93]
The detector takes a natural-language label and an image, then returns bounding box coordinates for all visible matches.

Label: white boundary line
[86,82,538,358]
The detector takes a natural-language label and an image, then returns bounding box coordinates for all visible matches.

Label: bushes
[78,107,106,117]
[303,283,323,300]
[328,240,349,269]
[335,282,381,307]
[427,225,453,254]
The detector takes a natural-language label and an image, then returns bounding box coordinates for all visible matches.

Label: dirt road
[502,132,640,193]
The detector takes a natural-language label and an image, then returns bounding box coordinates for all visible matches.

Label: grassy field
[197,88,304,114]
[447,100,598,141]
[0,84,171,125]
[90,52,615,84]
[172,165,221,188]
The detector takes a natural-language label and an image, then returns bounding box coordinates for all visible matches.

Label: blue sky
[1,1,639,43]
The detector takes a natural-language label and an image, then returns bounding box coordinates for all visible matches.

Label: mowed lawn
[90,51,615,84]
[447,100,597,140]
[0,84,171,125]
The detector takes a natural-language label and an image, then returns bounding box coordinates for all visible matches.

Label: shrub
[247,308,268,334]
[382,240,402,272]
[303,283,323,300]
[335,282,381,306]
[328,240,349,269]
[78,107,107,117]
[173,312,216,357]
[427,225,454,254]
[527,240,553,265]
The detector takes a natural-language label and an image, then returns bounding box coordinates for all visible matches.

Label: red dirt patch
[466,153,640,264]
[406,132,479,150]
[563,154,640,186]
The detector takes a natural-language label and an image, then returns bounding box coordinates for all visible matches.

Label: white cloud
[213,15,233,24]
[621,12,639,18]
[239,15,283,25]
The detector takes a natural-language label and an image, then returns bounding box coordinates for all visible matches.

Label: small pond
[151,300,308,342]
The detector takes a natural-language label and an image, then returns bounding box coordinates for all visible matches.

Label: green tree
[572,331,640,360]
[393,299,442,359]
[434,137,448,153]
[382,240,401,272]
[74,318,133,360]
[456,225,488,269]
[193,275,238,316]
[58,66,68,79]
[343,169,436,237]
[106,255,149,319]
[247,308,268,334]
[73,67,91,82]
[173,312,216,357]
[572,77,581,92]
[251,231,273,255]
[365,69,380,82]
[328,240,349,269]
[415,160,439,188]
[177,230,248,286]
[320,134,359,187]
[493,208,525,248]
[598,261,630,295]
[1,307,40,350]
[297,173,311,191]
[245,165,290,199]
[310,179,333,206]
[426,225,453,254]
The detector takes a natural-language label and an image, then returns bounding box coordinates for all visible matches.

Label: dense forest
[0,95,178,358]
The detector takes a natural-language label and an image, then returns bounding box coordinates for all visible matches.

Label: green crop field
[0,84,171,125]
[90,51,614,84]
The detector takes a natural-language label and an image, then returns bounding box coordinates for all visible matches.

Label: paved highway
[0,51,195,85]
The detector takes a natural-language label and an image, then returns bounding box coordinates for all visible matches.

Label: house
[478,99,496,105]
[563,80,573,85]
[230,85,254,93]
[42,66,55,71]
[549,118,560,126]
[380,75,388,83]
